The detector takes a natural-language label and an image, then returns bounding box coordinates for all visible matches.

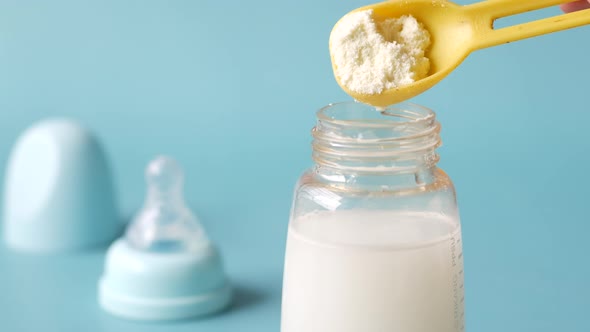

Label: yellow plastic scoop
[331,0,590,107]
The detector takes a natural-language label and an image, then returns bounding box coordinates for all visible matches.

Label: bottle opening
[312,101,441,173]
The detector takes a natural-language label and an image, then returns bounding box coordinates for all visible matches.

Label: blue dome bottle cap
[2,119,121,253]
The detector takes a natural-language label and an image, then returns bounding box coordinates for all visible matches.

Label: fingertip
[560,0,590,13]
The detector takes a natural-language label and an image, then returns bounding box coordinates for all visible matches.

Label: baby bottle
[281,101,464,332]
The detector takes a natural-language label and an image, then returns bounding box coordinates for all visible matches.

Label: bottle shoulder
[290,167,459,219]
[295,167,455,195]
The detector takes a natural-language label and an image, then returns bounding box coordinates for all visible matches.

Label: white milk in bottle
[281,210,464,332]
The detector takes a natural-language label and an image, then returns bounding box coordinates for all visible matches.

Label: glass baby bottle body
[281,102,465,332]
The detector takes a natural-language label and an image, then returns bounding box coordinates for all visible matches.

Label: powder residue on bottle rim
[329,10,431,95]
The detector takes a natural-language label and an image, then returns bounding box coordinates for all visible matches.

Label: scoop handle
[465,0,590,50]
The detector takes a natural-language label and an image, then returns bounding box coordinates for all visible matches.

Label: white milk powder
[281,210,464,332]
[329,10,431,94]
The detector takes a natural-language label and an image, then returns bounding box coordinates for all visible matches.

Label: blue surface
[0,0,589,331]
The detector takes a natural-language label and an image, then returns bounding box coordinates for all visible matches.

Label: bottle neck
[311,101,441,189]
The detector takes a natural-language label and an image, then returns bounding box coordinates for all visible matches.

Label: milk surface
[281,210,464,332]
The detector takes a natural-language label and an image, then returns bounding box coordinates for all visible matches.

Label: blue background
[0,0,589,331]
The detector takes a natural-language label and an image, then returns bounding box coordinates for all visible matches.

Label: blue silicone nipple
[125,156,208,252]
